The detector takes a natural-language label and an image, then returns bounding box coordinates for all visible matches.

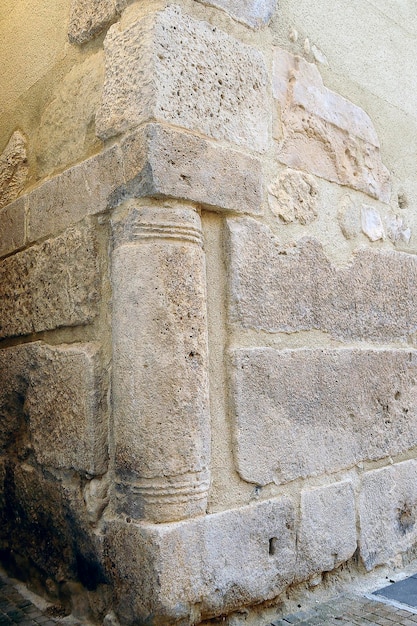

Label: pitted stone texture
[0,131,28,210]
[0,197,25,258]
[68,0,126,44]
[118,124,263,214]
[231,348,417,485]
[106,497,295,625]
[226,217,417,342]
[0,342,108,474]
[273,48,390,202]
[297,481,357,581]
[0,222,99,339]
[359,461,417,571]
[195,0,277,28]
[28,146,123,242]
[268,168,318,224]
[97,6,269,152]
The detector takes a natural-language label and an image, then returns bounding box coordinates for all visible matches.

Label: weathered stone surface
[273,48,391,202]
[195,0,277,28]
[297,481,357,580]
[0,197,25,258]
[68,0,125,44]
[386,213,411,245]
[359,461,417,571]
[231,348,417,485]
[36,54,104,178]
[226,217,417,341]
[0,342,108,474]
[28,146,123,242]
[106,497,295,625]
[361,205,384,241]
[0,131,28,209]
[268,168,318,224]
[338,195,361,240]
[112,203,211,522]
[0,222,99,339]
[97,6,269,152]
[117,124,263,214]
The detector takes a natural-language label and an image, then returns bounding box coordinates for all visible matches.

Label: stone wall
[1,1,417,624]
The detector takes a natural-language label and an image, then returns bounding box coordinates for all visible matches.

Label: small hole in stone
[269,537,278,556]
[126,517,132,523]
[398,192,408,210]
[395,391,401,400]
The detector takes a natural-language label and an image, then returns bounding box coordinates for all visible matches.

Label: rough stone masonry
[1,0,417,624]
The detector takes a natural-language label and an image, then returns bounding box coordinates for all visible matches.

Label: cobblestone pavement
[271,593,417,626]
[0,575,58,626]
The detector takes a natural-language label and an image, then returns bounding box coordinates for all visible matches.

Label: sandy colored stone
[0,197,25,258]
[0,131,28,209]
[106,497,295,625]
[0,222,99,339]
[297,481,357,580]
[272,48,391,202]
[361,204,384,241]
[226,217,417,341]
[268,168,318,224]
[97,6,269,152]
[117,124,263,214]
[195,0,277,28]
[28,146,123,242]
[36,54,104,178]
[231,348,417,485]
[338,195,361,240]
[112,203,210,522]
[68,0,126,44]
[359,461,417,571]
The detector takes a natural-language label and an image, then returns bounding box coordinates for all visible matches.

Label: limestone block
[68,0,125,44]
[359,461,417,570]
[226,217,417,341]
[106,497,295,625]
[231,348,417,485]
[273,48,391,202]
[0,197,25,258]
[361,205,384,241]
[112,203,211,522]
[338,195,361,240]
[268,168,318,224]
[297,481,357,580]
[97,6,269,152]
[28,146,123,242]
[0,222,99,339]
[0,342,108,474]
[117,124,263,214]
[0,131,28,209]
[195,0,277,28]
[36,54,104,178]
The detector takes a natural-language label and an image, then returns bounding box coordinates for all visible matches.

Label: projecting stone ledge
[273,48,391,202]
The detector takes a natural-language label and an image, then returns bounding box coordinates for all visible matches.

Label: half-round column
[111,201,211,523]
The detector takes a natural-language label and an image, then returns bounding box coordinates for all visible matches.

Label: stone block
[268,168,318,224]
[297,481,357,580]
[230,348,417,485]
[226,217,417,342]
[195,0,277,28]
[273,48,390,202]
[106,497,295,625]
[97,6,269,152]
[0,342,108,474]
[0,131,28,210]
[0,197,25,258]
[0,222,99,339]
[28,146,123,242]
[359,461,417,570]
[68,0,124,44]
[117,124,263,214]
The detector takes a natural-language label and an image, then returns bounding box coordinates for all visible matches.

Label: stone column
[111,201,211,523]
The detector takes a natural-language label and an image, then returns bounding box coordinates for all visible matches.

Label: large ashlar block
[111,203,211,522]
[0,131,28,210]
[0,197,25,258]
[273,48,390,202]
[359,461,417,571]
[0,342,108,474]
[0,222,99,339]
[226,217,417,342]
[231,348,417,485]
[195,0,277,28]
[106,497,295,625]
[97,5,269,152]
[68,0,126,44]
[297,481,357,580]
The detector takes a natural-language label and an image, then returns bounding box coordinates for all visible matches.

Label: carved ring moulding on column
[111,202,211,523]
